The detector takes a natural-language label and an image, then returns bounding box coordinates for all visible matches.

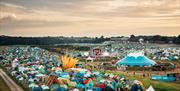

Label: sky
[0,0,180,37]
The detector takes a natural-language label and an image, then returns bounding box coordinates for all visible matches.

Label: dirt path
[0,69,24,91]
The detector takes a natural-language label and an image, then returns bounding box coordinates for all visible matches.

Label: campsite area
[0,43,180,91]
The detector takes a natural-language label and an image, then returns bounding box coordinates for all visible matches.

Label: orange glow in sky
[0,0,180,37]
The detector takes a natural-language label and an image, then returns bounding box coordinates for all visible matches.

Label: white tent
[86,56,94,62]
[146,85,155,91]
[102,51,110,57]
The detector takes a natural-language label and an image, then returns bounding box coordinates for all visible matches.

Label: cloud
[0,0,179,36]
[0,2,24,9]
[1,0,179,20]
[72,0,180,18]
[0,2,30,13]
[0,13,17,23]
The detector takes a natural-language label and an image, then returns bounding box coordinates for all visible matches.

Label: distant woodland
[0,35,179,45]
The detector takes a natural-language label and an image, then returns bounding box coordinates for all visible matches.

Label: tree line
[0,36,110,45]
[0,35,179,45]
[129,35,180,44]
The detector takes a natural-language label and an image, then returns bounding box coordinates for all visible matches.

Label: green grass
[0,65,29,91]
[98,70,180,91]
[0,76,11,91]
[124,74,180,91]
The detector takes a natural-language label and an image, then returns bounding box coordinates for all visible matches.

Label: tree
[174,35,180,44]
[100,35,104,39]
[130,34,135,39]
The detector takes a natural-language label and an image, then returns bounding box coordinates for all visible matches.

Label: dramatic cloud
[0,0,179,37]
[0,13,17,22]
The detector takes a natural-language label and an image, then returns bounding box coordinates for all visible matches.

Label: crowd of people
[0,46,145,91]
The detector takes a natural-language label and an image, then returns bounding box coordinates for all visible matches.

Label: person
[143,73,145,77]
[133,71,135,75]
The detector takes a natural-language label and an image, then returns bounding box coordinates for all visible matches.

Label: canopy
[116,52,156,67]
[86,56,94,61]
[146,85,155,91]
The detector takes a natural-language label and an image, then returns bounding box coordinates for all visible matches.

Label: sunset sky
[0,0,180,37]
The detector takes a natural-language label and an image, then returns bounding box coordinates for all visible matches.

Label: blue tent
[116,53,156,67]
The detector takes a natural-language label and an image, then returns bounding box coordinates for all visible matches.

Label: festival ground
[0,45,180,91]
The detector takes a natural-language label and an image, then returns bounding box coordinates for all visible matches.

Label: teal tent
[116,53,156,67]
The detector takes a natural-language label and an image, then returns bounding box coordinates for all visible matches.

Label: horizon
[0,0,180,37]
[0,34,179,38]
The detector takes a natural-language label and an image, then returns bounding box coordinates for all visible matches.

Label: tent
[102,51,110,57]
[116,52,156,67]
[146,85,155,91]
[86,56,94,62]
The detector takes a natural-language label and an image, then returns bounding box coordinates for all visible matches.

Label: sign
[93,48,101,57]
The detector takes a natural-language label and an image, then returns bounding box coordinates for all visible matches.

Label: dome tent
[116,52,156,67]
[86,56,94,62]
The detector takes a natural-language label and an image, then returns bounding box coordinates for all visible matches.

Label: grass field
[100,70,180,91]
[0,76,11,91]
